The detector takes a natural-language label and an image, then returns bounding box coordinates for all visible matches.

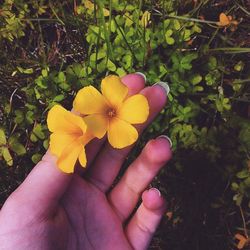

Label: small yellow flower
[47,105,93,173]
[217,13,239,31]
[73,75,149,149]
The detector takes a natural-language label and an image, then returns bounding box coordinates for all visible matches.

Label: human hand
[0,73,172,250]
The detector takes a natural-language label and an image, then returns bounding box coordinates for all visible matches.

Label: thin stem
[154,13,219,25]
[49,1,65,25]
[239,205,248,238]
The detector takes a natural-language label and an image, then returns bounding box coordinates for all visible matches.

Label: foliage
[0,0,250,249]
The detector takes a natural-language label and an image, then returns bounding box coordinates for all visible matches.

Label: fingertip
[144,137,172,164]
[141,85,167,109]
[121,73,146,95]
[142,188,166,211]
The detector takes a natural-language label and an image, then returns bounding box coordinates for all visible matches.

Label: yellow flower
[47,105,93,173]
[217,13,239,31]
[73,75,149,149]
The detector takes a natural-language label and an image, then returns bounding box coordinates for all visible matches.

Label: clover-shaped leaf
[165,29,175,45]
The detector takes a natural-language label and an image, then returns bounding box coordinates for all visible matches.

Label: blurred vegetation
[0,0,250,249]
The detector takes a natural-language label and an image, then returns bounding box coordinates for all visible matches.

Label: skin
[0,73,172,250]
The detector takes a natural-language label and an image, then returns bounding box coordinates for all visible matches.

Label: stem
[239,205,248,238]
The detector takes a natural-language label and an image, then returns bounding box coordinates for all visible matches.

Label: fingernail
[135,72,147,82]
[150,188,161,197]
[157,135,172,148]
[153,82,170,95]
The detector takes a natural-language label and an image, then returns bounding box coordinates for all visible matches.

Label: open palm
[0,74,171,250]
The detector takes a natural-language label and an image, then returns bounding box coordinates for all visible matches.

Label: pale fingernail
[150,188,161,197]
[157,135,173,148]
[153,82,170,95]
[135,72,147,82]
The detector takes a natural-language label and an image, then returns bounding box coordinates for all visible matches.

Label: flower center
[106,108,116,118]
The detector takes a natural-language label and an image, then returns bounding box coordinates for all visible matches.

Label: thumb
[11,151,72,213]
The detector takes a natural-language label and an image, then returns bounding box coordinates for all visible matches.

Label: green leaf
[178,85,186,93]
[173,20,180,30]
[34,87,41,99]
[9,137,26,156]
[192,24,202,33]
[234,61,245,72]
[183,53,198,63]
[116,67,126,77]
[68,63,86,78]
[10,142,26,156]
[125,17,133,27]
[180,54,197,70]
[4,104,11,115]
[166,36,175,45]
[97,51,106,60]
[183,106,191,113]
[26,111,34,124]
[244,177,250,187]
[215,99,223,112]
[110,19,116,32]
[59,81,70,91]
[58,72,66,82]
[14,110,24,124]
[30,133,38,142]
[2,147,13,166]
[193,86,204,92]
[32,153,42,164]
[32,124,45,140]
[17,66,33,74]
[35,77,47,89]
[97,59,106,73]
[53,94,65,102]
[107,59,116,71]
[180,61,192,70]
[237,169,249,179]
[182,29,191,41]
[0,129,7,145]
[205,73,215,86]
[190,74,202,85]
[165,29,173,37]
[233,193,243,206]
[42,69,48,77]
[207,56,217,70]
[164,19,170,28]
[231,182,239,191]
[43,139,49,150]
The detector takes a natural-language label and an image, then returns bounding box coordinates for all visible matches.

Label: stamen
[107,108,116,118]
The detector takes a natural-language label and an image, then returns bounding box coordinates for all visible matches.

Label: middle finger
[86,84,168,192]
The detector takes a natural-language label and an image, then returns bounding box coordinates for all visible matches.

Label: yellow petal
[47,105,87,134]
[73,86,108,115]
[64,111,87,133]
[235,234,248,249]
[238,239,247,250]
[78,148,87,168]
[57,139,83,173]
[83,114,108,139]
[219,13,230,26]
[101,75,128,108]
[118,94,149,124]
[49,132,77,158]
[107,118,138,149]
[47,105,76,132]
